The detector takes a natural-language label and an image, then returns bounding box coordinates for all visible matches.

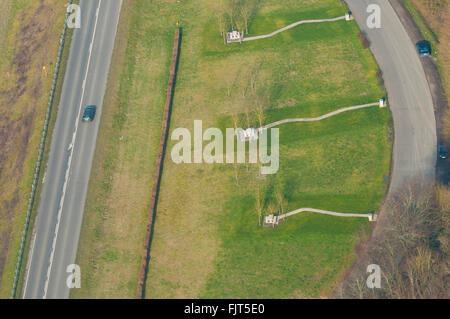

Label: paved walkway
[261,101,380,224]
[278,208,372,220]
[243,16,346,42]
[261,102,379,130]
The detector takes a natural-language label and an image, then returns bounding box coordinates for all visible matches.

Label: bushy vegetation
[74,0,391,298]
[336,181,449,298]
[215,0,260,42]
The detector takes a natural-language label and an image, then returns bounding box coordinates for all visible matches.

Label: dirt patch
[2,4,48,106]
[335,181,448,298]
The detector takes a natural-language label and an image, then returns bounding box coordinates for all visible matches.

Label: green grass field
[73,0,391,298]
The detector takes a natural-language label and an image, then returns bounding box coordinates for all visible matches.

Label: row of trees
[229,103,266,187]
[215,0,259,42]
[254,180,287,226]
[335,180,449,298]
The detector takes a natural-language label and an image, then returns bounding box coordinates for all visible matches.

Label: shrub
[358,32,370,49]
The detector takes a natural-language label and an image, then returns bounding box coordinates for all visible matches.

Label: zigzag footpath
[278,208,372,221]
[243,16,346,42]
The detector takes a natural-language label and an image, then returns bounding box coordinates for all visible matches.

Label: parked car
[416,40,431,57]
[438,145,447,159]
[82,105,96,122]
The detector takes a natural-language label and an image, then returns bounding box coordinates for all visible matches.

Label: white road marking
[41,0,103,299]
[22,231,37,297]
[278,208,371,220]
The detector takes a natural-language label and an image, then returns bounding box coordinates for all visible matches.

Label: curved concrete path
[278,208,371,220]
[346,0,436,193]
[261,102,379,129]
[263,101,379,223]
[243,16,346,42]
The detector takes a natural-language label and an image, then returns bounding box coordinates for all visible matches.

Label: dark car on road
[439,145,447,159]
[82,105,97,122]
[416,40,431,57]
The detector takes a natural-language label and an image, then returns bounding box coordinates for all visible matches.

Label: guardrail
[136,27,182,299]
[11,0,73,299]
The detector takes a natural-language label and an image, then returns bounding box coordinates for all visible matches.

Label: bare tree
[215,1,226,34]
[240,76,248,98]
[275,187,285,216]
[235,11,245,35]
[225,72,237,97]
[250,67,258,95]
[216,10,228,43]
[255,104,264,128]
[232,111,240,130]
[244,107,250,128]
[239,0,256,34]
[231,112,240,185]
[224,0,236,30]
[255,184,264,225]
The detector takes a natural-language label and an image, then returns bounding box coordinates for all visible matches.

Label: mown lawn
[146,0,391,298]
[72,0,176,298]
[73,0,391,298]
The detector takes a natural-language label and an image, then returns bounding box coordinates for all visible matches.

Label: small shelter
[239,128,259,142]
[264,214,279,227]
[226,31,244,43]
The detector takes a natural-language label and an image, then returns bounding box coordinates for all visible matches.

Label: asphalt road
[22,0,122,299]
[20,0,436,299]
[346,0,436,191]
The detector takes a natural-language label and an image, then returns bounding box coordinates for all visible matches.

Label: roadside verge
[137,27,182,299]
[389,0,449,183]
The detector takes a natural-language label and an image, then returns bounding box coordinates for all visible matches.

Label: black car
[82,105,96,122]
[416,40,431,57]
[438,145,447,159]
